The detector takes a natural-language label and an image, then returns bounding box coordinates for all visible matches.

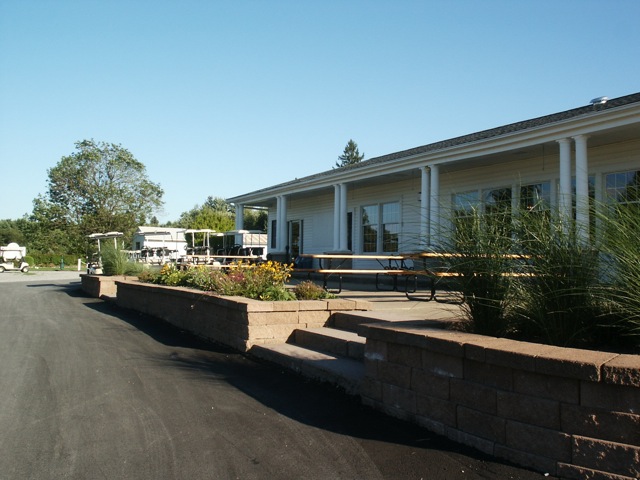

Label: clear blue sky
[1,0,639,223]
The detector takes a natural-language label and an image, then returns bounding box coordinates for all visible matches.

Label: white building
[227,93,640,265]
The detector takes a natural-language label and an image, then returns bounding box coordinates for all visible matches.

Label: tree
[175,197,235,233]
[243,208,268,232]
[34,139,163,254]
[335,139,364,168]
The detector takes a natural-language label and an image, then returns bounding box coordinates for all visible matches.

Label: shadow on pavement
[70,290,550,479]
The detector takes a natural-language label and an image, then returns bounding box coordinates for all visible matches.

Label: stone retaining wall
[114,279,370,352]
[80,274,129,298]
[360,323,640,480]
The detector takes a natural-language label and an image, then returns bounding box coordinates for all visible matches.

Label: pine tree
[335,139,364,168]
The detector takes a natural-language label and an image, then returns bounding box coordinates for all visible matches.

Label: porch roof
[228,92,640,206]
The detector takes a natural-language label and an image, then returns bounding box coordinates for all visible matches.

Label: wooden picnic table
[177,254,261,269]
[294,253,433,295]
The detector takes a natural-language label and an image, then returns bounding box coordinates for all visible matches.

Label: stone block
[485,341,556,373]
[464,358,513,390]
[572,435,640,478]
[535,346,618,381]
[359,377,382,402]
[561,404,640,445]
[421,350,463,378]
[376,361,412,388]
[445,426,495,456]
[505,420,571,462]
[457,406,506,443]
[513,370,580,403]
[415,394,456,427]
[297,300,328,311]
[450,379,497,414]
[297,310,331,327]
[387,343,422,368]
[463,337,513,362]
[364,339,387,361]
[411,368,450,399]
[415,416,446,436]
[557,462,639,480]
[382,383,416,414]
[602,354,640,387]
[247,324,297,342]
[497,390,560,430]
[581,381,640,413]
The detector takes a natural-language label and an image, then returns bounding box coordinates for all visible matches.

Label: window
[361,205,378,252]
[484,187,512,215]
[606,170,640,205]
[483,187,513,237]
[520,182,551,211]
[270,220,277,249]
[452,191,480,248]
[382,202,400,252]
[361,202,400,253]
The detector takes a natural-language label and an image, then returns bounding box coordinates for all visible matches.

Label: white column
[339,183,348,251]
[333,185,340,251]
[574,135,590,244]
[420,166,430,248]
[279,195,288,252]
[275,196,282,251]
[429,164,440,247]
[235,204,244,230]
[557,138,573,228]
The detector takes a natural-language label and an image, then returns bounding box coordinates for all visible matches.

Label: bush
[441,203,639,351]
[509,210,606,347]
[442,208,519,336]
[101,245,143,276]
[293,280,336,300]
[598,204,640,346]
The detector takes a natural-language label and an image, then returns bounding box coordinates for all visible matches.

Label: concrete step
[330,311,389,332]
[250,343,364,396]
[294,327,365,360]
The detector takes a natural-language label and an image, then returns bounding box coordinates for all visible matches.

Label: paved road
[0,273,554,479]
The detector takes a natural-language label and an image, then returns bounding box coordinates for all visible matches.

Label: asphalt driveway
[0,272,554,479]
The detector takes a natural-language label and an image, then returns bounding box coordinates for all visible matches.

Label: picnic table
[294,253,436,297]
[294,251,530,302]
[177,254,261,270]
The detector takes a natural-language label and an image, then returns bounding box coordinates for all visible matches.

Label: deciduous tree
[34,139,163,253]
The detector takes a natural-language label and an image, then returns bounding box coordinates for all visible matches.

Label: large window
[520,182,551,211]
[361,202,400,253]
[382,202,400,252]
[606,170,640,205]
[452,191,481,249]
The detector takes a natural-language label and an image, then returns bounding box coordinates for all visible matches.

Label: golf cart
[0,243,30,273]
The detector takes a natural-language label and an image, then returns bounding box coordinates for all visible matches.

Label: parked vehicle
[0,243,29,273]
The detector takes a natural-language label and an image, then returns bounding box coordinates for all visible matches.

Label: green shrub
[509,210,606,347]
[293,280,336,300]
[101,245,143,276]
[598,204,640,347]
[442,208,519,336]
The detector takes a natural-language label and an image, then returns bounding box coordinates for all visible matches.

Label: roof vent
[590,96,608,105]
